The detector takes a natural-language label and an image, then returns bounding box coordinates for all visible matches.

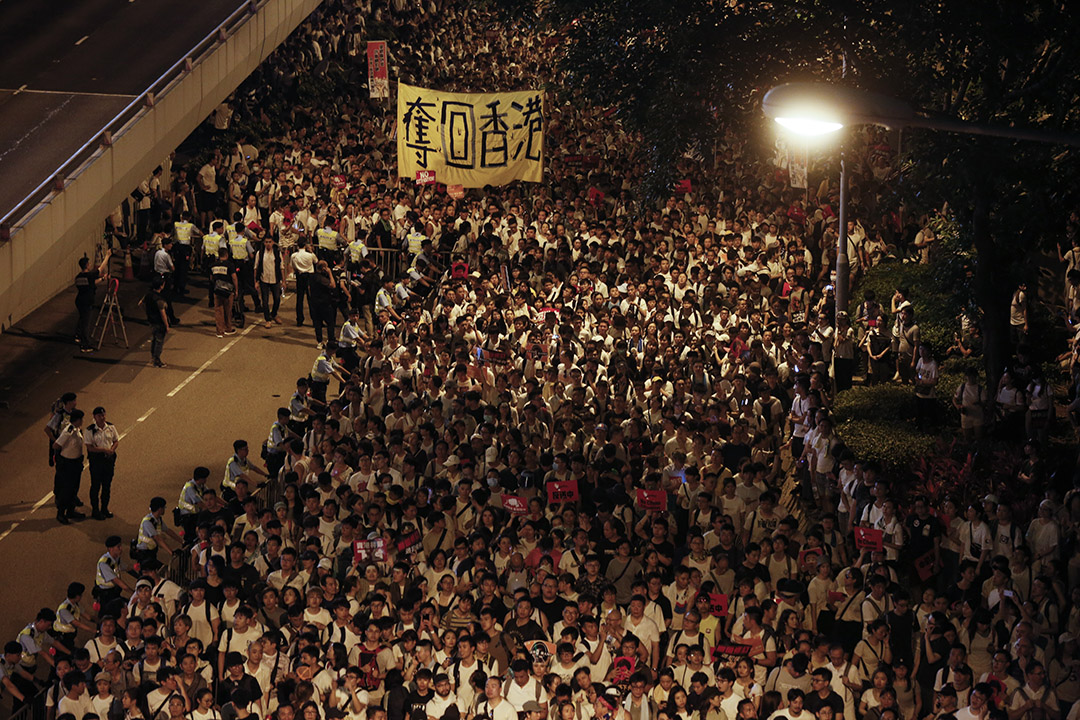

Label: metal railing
[7,685,49,720]
[0,0,269,240]
[368,247,406,280]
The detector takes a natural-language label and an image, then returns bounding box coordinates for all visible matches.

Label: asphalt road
[0,0,251,221]
[0,273,322,645]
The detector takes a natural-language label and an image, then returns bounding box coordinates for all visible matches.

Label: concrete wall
[0,0,322,332]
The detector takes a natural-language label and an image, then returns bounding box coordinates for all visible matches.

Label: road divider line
[166,324,255,398]
[75,35,89,45]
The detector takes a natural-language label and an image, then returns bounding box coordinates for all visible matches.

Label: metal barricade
[7,686,49,720]
[367,247,405,279]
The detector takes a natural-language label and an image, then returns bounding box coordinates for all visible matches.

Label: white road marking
[0,324,255,542]
[75,35,89,46]
[13,83,27,95]
[166,324,256,398]
[0,88,137,99]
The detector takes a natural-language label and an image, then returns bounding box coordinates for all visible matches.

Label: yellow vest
[349,239,367,263]
[174,222,194,244]
[311,354,330,382]
[96,552,118,588]
[203,232,222,256]
[53,598,79,634]
[317,228,339,250]
[229,236,249,260]
[407,231,425,255]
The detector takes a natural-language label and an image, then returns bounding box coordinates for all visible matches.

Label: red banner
[547,479,579,504]
[708,592,729,617]
[367,41,389,99]
[447,184,465,199]
[675,179,692,194]
[636,489,667,512]
[502,494,528,515]
[396,530,421,555]
[854,526,884,552]
[587,187,605,206]
[415,170,436,185]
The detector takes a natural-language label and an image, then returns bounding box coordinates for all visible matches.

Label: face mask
[487,477,499,488]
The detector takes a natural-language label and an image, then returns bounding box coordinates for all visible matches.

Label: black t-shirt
[804,691,845,716]
[75,269,100,303]
[309,273,335,307]
[406,688,434,720]
[144,291,166,326]
[533,595,567,627]
[905,514,942,557]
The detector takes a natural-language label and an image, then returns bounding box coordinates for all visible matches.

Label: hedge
[848,260,960,355]
[832,377,963,469]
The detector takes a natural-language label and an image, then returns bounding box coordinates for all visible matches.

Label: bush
[833,384,938,468]
[850,260,960,355]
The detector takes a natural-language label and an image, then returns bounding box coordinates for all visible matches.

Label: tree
[504,0,1080,381]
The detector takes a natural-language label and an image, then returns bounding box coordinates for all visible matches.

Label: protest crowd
[17,6,1080,720]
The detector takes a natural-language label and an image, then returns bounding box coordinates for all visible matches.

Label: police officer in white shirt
[54,409,87,524]
[84,406,119,520]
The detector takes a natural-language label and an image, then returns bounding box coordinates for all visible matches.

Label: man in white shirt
[426,673,459,720]
[57,670,94,720]
[291,241,318,326]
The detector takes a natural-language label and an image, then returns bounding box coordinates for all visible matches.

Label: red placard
[610,656,637,683]
[353,538,388,565]
[914,551,936,581]
[827,591,847,604]
[587,187,605,206]
[711,643,752,663]
[675,179,692,194]
[447,184,465,199]
[502,494,528,515]
[367,41,389,99]
[415,170,436,185]
[396,530,421,555]
[854,526,884,552]
[547,479,579,503]
[636,488,667,512]
[708,592,729,617]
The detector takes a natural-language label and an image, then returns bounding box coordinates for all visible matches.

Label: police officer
[84,406,119,520]
[53,583,95,654]
[404,217,426,259]
[1,640,37,710]
[338,308,364,371]
[265,408,297,480]
[53,409,87,524]
[315,219,343,266]
[228,221,259,312]
[175,466,211,541]
[45,392,77,470]
[95,536,131,609]
[346,231,369,275]
[288,378,316,436]
[74,250,112,352]
[309,342,345,403]
[18,609,67,673]
[223,441,267,502]
[202,220,225,279]
[135,497,182,563]
[172,212,201,296]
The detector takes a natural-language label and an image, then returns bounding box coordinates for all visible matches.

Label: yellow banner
[397,83,545,188]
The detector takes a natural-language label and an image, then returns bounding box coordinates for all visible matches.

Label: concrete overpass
[0,0,323,332]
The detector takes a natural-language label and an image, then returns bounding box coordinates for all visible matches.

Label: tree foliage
[501,0,1080,378]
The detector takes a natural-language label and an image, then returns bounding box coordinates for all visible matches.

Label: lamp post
[762,81,1080,323]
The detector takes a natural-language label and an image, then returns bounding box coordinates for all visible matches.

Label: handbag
[213,278,234,297]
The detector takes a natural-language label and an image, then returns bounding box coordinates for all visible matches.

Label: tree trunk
[971,180,1007,387]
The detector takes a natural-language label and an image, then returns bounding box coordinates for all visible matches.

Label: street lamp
[762,81,1080,322]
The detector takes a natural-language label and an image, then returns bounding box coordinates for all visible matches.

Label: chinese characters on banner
[352,538,388,565]
[546,479,579,504]
[501,494,528,515]
[854,526,884,552]
[367,42,389,99]
[397,83,544,188]
[636,489,667,512]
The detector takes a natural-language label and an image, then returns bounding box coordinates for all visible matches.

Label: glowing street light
[763,82,1080,322]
